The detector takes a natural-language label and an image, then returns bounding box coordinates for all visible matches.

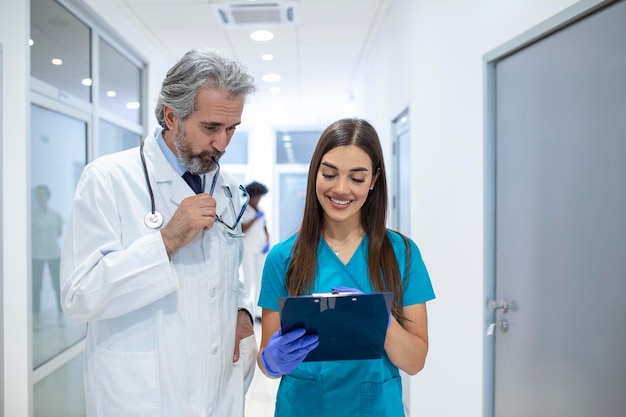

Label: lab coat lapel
[141,134,193,206]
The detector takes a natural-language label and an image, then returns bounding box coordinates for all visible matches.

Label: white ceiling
[114,0,392,127]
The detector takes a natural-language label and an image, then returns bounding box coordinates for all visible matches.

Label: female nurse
[257,118,435,416]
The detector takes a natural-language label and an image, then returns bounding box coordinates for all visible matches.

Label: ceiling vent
[211,2,298,27]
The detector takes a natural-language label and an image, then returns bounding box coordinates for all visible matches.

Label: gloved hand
[331,286,363,294]
[255,210,264,219]
[262,241,270,254]
[260,328,319,377]
[332,287,392,328]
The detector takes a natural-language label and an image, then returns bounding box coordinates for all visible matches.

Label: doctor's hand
[233,309,254,362]
[161,194,217,257]
[260,328,319,377]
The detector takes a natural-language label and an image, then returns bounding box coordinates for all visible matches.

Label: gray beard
[173,125,222,174]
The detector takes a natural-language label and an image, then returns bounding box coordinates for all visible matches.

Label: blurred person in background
[241,181,270,320]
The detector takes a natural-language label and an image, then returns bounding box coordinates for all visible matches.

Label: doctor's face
[165,88,244,174]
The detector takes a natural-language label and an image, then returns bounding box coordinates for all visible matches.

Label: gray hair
[155,48,256,129]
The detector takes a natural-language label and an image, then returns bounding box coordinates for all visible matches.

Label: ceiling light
[51,58,63,66]
[250,30,274,41]
[106,91,117,97]
[28,39,34,46]
[282,135,291,142]
[81,78,92,86]
[262,73,281,83]
[262,53,274,61]
[126,101,140,110]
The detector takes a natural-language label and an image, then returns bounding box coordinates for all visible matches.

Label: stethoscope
[140,140,164,229]
[139,141,248,236]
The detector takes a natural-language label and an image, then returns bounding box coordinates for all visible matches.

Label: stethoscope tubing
[139,140,246,236]
[140,140,164,229]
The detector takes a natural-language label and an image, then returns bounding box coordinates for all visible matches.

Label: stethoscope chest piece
[144,211,163,229]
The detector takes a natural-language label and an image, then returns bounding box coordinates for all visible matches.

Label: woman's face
[315,145,378,225]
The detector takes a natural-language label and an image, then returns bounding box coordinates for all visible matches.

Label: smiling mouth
[330,197,352,206]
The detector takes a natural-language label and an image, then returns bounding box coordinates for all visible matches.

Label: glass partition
[30,0,92,103]
[275,130,320,164]
[30,104,87,367]
[98,119,141,157]
[29,1,146,415]
[278,173,307,240]
[99,38,142,125]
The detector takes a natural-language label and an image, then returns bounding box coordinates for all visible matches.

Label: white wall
[1,0,32,415]
[352,0,579,416]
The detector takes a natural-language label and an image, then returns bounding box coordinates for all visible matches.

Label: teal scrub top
[258,230,435,417]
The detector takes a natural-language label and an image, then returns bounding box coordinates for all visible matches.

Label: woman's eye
[322,174,336,179]
[352,178,366,184]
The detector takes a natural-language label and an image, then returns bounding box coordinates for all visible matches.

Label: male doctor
[61,48,257,417]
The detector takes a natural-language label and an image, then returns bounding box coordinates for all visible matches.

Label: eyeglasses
[208,158,249,236]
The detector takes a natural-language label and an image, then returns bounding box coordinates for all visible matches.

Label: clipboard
[279,292,394,362]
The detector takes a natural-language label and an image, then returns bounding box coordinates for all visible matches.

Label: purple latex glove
[255,210,264,219]
[331,286,363,294]
[260,328,319,377]
[262,241,270,254]
[332,287,392,328]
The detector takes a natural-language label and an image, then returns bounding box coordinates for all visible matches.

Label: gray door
[487,1,626,415]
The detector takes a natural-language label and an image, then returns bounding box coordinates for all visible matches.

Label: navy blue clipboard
[279,292,394,362]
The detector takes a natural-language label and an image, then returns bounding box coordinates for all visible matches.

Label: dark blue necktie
[182,171,203,194]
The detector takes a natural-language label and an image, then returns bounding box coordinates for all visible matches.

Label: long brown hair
[285,118,409,321]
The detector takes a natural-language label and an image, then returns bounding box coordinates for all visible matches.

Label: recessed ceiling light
[250,30,274,41]
[126,101,140,110]
[28,39,34,46]
[106,90,117,97]
[262,53,274,61]
[81,78,92,86]
[51,58,63,66]
[262,73,281,83]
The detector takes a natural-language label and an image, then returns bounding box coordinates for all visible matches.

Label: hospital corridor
[3,0,626,416]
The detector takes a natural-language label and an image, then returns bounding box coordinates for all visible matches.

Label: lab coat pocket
[94,346,160,417]
[238,334,258,393]
[219,335,257,416]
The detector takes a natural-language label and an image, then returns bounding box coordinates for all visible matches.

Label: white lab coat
[241,205,267,318]
[60,131,256,417]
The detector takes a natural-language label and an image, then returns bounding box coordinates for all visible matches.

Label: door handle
[488,299,509,313]
[487,320,508,335]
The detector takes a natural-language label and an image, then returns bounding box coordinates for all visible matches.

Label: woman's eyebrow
[320,161,369,173]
